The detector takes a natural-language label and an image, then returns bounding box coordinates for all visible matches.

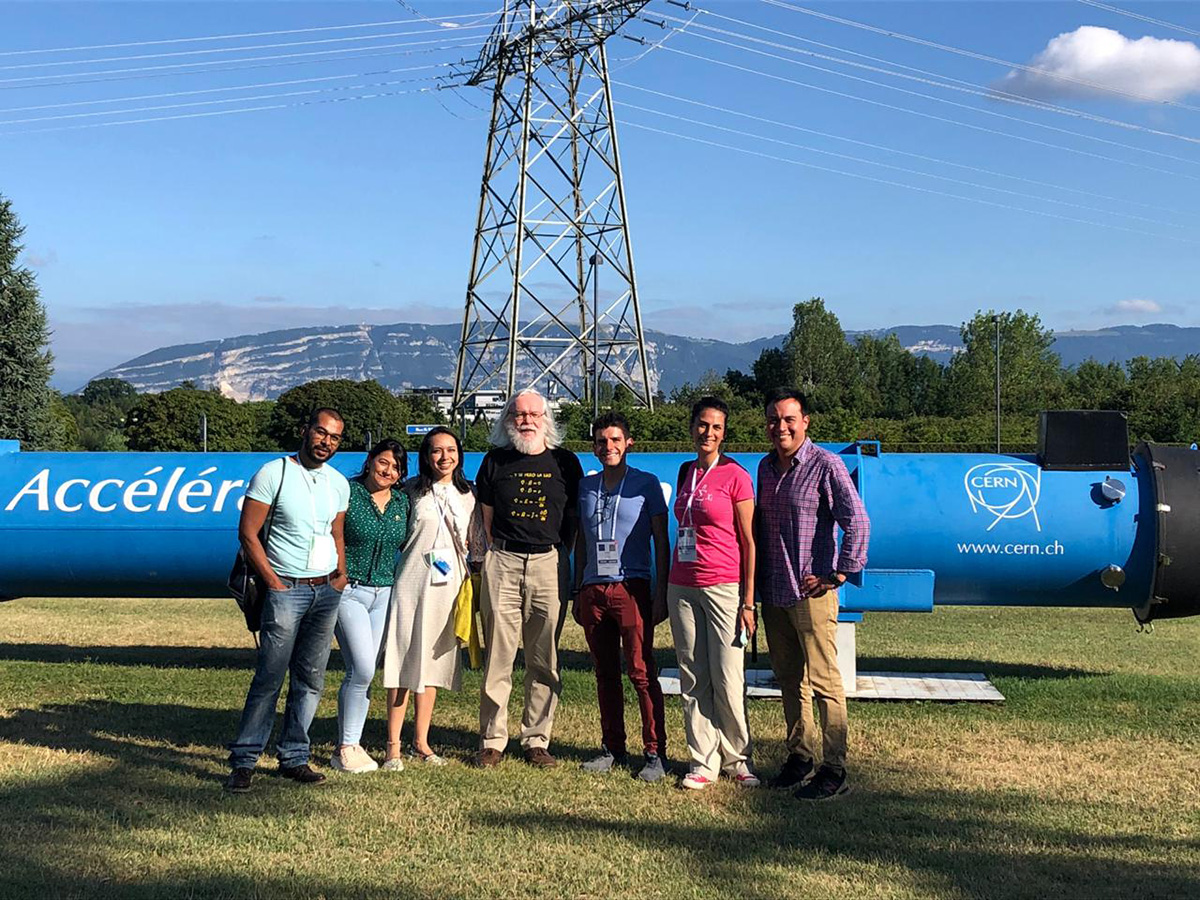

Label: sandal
[381,740,404,772]
[409,748,448,767]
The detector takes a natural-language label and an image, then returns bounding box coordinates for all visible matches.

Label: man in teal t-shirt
[225,408,351,793]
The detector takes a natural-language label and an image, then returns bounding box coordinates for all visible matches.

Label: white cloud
[995,26,1200,102]
[23,248,57,268]
[1113,298,1163,314]
[1099,298,1179,319]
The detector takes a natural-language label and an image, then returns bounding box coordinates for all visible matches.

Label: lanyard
[296,458,334,534]
[596,470,627,542]
[432,485,466,559]
[681,458,716,528]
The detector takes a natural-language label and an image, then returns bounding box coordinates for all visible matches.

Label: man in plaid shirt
[756,389,869,801]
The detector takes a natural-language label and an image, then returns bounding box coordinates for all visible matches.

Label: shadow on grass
[855,656,1102,679]
[0,643,615,678]
[0,700,1196,899]
[0,699,614,897]
[0,642,258,670]
[481,801,1199,900]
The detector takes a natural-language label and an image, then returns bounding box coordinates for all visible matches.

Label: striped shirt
[755,441,870,608]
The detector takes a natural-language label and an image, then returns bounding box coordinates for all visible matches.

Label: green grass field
[0,598,1197,899]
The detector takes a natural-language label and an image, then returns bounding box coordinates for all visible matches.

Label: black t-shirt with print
[475,446,584,547]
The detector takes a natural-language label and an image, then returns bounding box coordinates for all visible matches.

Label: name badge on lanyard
[675,527,697,563]
[596,540,620,577]
[428,492,456,586]
[677,459,715,564]
[594,472,626,578]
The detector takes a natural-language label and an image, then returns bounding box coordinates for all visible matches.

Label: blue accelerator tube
[0,440,1191,623]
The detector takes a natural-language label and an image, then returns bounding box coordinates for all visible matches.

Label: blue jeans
[227,581,341,769]
[334,583,391,745]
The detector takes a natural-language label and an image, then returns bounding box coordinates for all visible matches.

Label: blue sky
[2,0,1198,389]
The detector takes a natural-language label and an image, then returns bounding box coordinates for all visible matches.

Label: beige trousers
[667,581,752,780]
[479,548,562,752]
[761,589,848,771]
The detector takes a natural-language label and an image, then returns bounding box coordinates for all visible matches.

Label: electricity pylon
[452,0,654,421]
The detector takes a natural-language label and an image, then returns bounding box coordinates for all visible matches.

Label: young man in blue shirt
[573,411,670,782]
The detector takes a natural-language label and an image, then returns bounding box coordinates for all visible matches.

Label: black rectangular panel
[1037,410,1129,470]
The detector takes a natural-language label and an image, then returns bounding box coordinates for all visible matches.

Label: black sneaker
[279,763,327,785]
[794,765,851,801]
[224,767,254,793]
[769,753,815,789]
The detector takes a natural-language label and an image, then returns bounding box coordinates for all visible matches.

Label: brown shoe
[473,748,503,769]
[523,747,558,769]
[279,763,326,785]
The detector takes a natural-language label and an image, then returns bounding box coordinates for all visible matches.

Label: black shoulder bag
[227,457,287,635]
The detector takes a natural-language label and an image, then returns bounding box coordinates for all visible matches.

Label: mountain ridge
[91,321,1200,400]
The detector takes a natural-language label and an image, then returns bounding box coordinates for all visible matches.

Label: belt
[493,538,555,554]
[282,573,336,586]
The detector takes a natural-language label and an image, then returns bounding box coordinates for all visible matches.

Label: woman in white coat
[381,426,476,767]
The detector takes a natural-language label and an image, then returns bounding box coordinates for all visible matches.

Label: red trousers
[578,578,666,757]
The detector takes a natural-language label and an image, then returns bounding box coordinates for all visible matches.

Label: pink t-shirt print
[670,456,754,588]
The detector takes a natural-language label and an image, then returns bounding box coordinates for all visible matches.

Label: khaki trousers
[479,548,562,751]
[761,590,848,771]
[667,582,752,780]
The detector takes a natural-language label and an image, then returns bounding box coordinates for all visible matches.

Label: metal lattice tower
[452,0,654,420]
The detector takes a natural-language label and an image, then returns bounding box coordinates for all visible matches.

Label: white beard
[507,422,545,455]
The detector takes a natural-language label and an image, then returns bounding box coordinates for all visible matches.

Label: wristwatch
[827,571,847,586]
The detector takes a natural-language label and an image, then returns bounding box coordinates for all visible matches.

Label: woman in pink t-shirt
[667,396,758,790]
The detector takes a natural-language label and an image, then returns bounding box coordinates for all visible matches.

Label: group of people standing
[224,385,869,803]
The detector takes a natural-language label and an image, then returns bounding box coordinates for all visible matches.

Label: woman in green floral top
[331,439,410,775]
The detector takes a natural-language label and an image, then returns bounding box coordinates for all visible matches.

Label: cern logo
[964,463,1042,532]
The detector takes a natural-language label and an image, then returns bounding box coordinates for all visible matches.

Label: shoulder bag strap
[262,457,287,544]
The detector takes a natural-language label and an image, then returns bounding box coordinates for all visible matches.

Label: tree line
[5,190,1200,454]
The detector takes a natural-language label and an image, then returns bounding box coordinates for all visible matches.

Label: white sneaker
[726,761,760,788]
[331,744,378,774]
[680,771,713,791]
[380,756,405,772]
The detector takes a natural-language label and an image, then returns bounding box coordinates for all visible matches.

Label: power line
[0,9,499,56]
[0,22,493,72]
[761,0,1200,113]
[665,29,1200,168]
[618,99,1185,229]
[0,64,448,115]
[0,82,441,136]
[621,119,1197,243]
[652,9,1200,149]
[613,80,1196,220]
[657,43,1200,181]
[0,37,480,92]
[0,34,482,88]
[0,73,447,127]
[1077,0,1200,40]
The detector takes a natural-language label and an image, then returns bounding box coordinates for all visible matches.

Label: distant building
[408,385,567,423]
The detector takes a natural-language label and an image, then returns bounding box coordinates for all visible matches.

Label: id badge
[676,527,697,563]
[595,540,620,578]
[307,534,334,572]
[426,548,453,585]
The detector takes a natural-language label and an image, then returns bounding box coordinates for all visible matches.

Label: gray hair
[488,388,563,449]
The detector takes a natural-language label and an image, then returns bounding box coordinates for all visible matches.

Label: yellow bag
[454,572,483,669]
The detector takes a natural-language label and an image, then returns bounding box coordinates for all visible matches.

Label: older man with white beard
[474,389,584,768]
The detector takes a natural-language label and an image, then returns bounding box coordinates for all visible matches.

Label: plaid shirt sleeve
[826,454,870,574]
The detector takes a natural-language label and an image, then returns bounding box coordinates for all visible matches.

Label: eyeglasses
[512,410,544,421]
[310,426,343,445]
